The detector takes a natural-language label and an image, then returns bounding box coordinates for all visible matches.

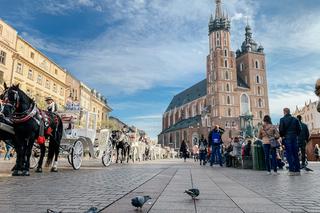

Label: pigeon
[305,167,313,172]
[184,188,200,199]
[47,209,62,213]
[83,207,98,213]
[131,195,152,208]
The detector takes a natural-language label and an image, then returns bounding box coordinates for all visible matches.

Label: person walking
[192,143,199,162]
[210,125,223,167]
[279,108,302,176]
[180,140,188,162]
[258,115,280,175]
[297,115,310,169]
[198,135,208,166]
[314,144,320,161]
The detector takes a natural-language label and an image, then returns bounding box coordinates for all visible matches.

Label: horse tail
[46,115,63,166]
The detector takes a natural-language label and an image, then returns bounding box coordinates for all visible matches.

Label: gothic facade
[158,0,270,149]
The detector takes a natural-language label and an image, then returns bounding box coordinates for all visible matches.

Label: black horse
[0,83,63,176]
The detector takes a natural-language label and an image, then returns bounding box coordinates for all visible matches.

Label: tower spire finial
[215,0,222,19]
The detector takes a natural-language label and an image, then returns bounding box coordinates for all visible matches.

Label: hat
[45,97,53,101]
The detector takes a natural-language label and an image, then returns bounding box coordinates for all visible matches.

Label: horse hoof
[22,170,30,176]
[51,167,58,172]
[12,170,21,176]
[35,168,42,173]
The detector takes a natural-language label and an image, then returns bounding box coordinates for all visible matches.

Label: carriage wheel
[71,140,83,170]
[30,144,41,169]
[102,139,113,167]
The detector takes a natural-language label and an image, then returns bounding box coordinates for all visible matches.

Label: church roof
[165,79,207,112]
[160,115,202,134]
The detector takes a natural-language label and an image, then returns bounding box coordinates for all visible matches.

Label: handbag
[263,125,280,148]
[270,138,280,148]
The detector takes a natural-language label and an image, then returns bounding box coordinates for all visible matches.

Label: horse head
[0,83,33,116]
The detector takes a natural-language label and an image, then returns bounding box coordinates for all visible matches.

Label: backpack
[212,131,221,144]
[199,141,206,151]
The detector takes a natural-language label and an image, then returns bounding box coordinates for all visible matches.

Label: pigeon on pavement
[305,167,313,172]
[83,207,98,213]
[131,195,152,208]
[184,188,200,199]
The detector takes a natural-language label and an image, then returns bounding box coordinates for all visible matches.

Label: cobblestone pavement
[0,158,319,213]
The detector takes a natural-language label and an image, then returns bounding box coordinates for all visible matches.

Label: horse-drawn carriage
[30,110,113,170]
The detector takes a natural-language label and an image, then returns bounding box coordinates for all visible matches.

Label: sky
[1,0,319,140]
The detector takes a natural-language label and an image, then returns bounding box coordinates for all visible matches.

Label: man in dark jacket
[297,115,310,168]
[279,108,302,175]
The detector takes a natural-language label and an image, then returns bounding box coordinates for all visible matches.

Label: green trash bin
[253,140,266,170]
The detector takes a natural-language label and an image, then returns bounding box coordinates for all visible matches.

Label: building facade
[0,19,111,128]
[294,100,320,134]
[159,0,270,149]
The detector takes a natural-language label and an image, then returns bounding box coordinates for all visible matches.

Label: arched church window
[240,63,244,71]
[240,94,250,115]
[224,60,228,68]
[259,111,263,119]
[255,60,259,69]
[226,83,230,92]
[227,96,231,105]
[225,71,229,80]
[224,49,228,57]
[256,75,260,84]
[228,108,231,117]
[258,98,263,108]
[258,86,261,95]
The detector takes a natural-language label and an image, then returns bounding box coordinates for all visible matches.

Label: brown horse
[316,79,320,113]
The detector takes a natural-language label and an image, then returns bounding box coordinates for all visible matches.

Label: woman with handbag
[258,115,281,175]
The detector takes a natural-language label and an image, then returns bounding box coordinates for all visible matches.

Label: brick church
[158,0,270,150]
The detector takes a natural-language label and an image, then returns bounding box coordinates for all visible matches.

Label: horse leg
[51,138,59,172]
[22,138,35,176]
[36,143,46,173]
[46,137,55,168]
[116,147,119,163]
[127,146,130,163]
[12,139,23,176]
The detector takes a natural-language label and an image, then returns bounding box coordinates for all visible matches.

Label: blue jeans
[199,152,207,162]
[263,144,277,172]
[211,145,222,166]
[284,136,300,172]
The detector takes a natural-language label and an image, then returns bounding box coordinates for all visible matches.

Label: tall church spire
[215,0,222,18]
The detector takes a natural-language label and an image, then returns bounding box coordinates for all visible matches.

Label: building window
[224,49,228,57]
[227,96,231,105]
[240,94,250,115]
[228,108,231,117]
[259,111,263,119]
[258,98,263,108]
[224,60,228,68]
[16,63,23,74]
[30,52,35,59]
[240,63,244,71]
[225,121,229,128]
[225,71,229,80]
[0,51,6,65]
[55,69,58,75]
[53,83,57,93]
[37,75,42,84]
[45,80,50,89]
[226,83,230,92]
[255,60,259,69]
[28,69,33,80]
[258,86,261,95]
[256,76,260,84]
[60,87,64,96]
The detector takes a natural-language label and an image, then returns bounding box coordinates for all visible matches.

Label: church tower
[236,24,270,125]
[206,0,239,134]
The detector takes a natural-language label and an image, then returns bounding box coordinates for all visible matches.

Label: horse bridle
[1,89,20,112]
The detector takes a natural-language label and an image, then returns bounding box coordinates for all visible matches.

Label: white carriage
[59,110,113,170]
[29,109,113,170]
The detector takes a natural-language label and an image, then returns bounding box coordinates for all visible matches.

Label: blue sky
[1,0,319,139]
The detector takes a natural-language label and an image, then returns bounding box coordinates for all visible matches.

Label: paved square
[0,158,318,212]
